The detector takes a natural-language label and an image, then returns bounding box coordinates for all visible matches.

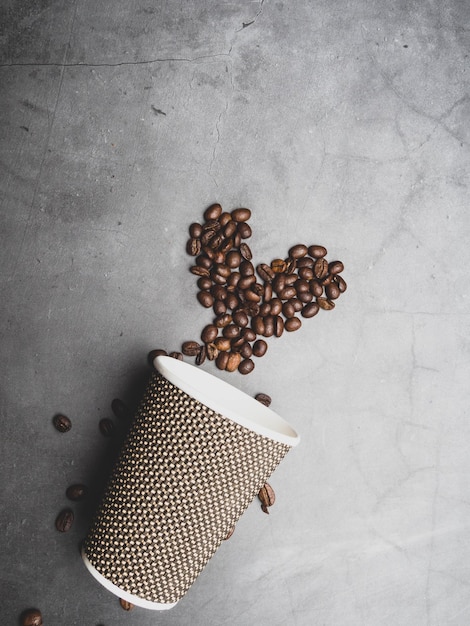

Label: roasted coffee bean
[240,242,252,260]
[243,288,261,303]
[314,258,329,279]
[226,271,241,289]
[205,342,219,360]
[285,257,297,274]
[219,211,232,226]
[196,345,207,365]
[201,324,218,343]
[189,222,203,238]
[242,301,260,317]
[202,218,220,232]
[285,273,297,286]
[214,337,231,351]
[257,263,275,283]
[226,351,242,372]
[182,341,201,356]
[295,278,310,293]
[258,483,275,514]
[204,203,223,221]
[262,315,274,337]
[231,207,251,222]
[53,413,72,433]
[259,302,271,317]
[309,280,324,297]
[213,299,227,316]
[272,274,286,295]
[238,358,255,374]
[186,237,201,256]
[329,260,345,275]
[282,301,296,318]
[226,250,242,268]
[292,298,303,311]
[148,348,168,365]
[211,269,227,285]
[279,286,297,300]
[325,283,341,300]
[317,297,335,310]
[253,339,268,357]
[274,315,284,337]
[237,222,252,238]
[335,275,348,292]
[226,292,240,310]
[224,525,236,540]
[298,266,314,280]
[285,317,302,332]
[214,263,231,279]
[271,258,287,273]
[21,609,43,626]
[196,254,212,269]
[197,276,212,291]
[170,351,184,360]
[215,313,233,328]
[238,275,256,290]
[239,342,253,358]
[298,290,313,303]
[99,418,115,436]
[321,273,334,286]
[211,284,227,301]
[119,598,134,611]
[264,282,273,302]
[222,324,240,339]
[301,302,320,318]
[269,298,282,316]
[202,245,215,260]
[219,237,233,255]
[232,310,249,327]
[66,484,87,501]
[255,392,272,407]
[197,290,214,308]
[216,351,229,370]
[55,508,74,532]
[190,265,210,277]
[297,256,314,268]
[241,328,256,342]
[252,315,265,335]
[239,260,255,277]
[223,220,237,238]
[308,244,327,258]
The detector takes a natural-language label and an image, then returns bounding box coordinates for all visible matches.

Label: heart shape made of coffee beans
[182,203,347,375]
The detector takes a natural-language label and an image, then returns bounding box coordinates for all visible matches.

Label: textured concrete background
[1,1,470,624]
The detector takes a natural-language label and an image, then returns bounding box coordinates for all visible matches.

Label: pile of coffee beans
[183,203,347,374]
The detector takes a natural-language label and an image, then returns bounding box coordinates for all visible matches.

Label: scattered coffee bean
[314,258,329,279]
[55,508,74,532]
[308,244,327,258]
[119,598,134,611]
[204,203,223,221]
[285,317,302,332]
[99,418,114,437]
[147,348,168,366]
[182,340,201,356]
[195,344,207,365]
[317,297,335,310]
[258,483,275,514]
[21,609,43,626]
[238,358,255,374]
[52,413,72,433]
[169,351,184,360]
[252,339,268,357]
[231,207,251,222]
[255,393,272,407]
[66,484,87,501]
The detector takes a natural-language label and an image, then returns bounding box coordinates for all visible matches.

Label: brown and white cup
[82,355,299,610]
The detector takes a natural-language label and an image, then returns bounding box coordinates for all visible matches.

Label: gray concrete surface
[1,1,470,624]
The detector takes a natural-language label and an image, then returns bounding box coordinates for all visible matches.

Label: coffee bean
[226,351,242,372]
[55,508,74,532]
[219,211,232,226]
[232,309,249,327]
[169,351,184,360]
[186,237,201,256]
[216,351,230,370]
[99,418,115,436]
[295,278,310,294]
[317,297,335,310]
[243,287,261,303]
[190,265,210,277]
[231,207,251,222]
[255,392,272,407]
[119,598,134,611]
[325,283,341,300]
[252,315,265,335]
[147,348,168,366]
[222,324,240,339]
[66,483,87,501]
[335,275,348,293]
[298,290,313,303]
[201,324,218,343]
[223,219,237,238]
[215,313,233,328]
[257,263,275,283]
[53,413,72,433]
[239,260,255,277]
[211,284,227,301]
[238,358,254,374]
[241,328,256,342]
[269,298,282,316]
[298,266,314,280]
[238,275,256,290]
[314,258,329,279]
[264,282,273,302]
[308,244,327,258]
[239,342,253,358]
[204,203,223,221]
[285,317,302,332]
[226,250,242,268]
[226,292,240,310]
[271,258,287,273]
[274,315,284,337]
[297,257,314,268]
[279,286,296,300]
[258,483,275,514]
[237,222,252,238]
[197,276,212,291]
[205,342,219,360]
[21,609,43,626]
[182,340,201,356]
[301,302,320,318]
[329,260,345,275]
[309,280,324,297]
[195,345,207,365]
[240,242,252,260]
[214,337,231,351]
[282,301,296,318]
[189,222,203,238]
[253,339,268,357]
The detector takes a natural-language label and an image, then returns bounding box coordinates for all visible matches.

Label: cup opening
[153,356,299,447]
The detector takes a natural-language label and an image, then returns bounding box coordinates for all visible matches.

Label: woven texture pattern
[83,372,291,605]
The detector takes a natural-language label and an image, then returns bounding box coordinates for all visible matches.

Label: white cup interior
[154,356,300,447]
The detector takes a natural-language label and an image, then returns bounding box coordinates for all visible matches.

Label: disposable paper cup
[82,356,299,610]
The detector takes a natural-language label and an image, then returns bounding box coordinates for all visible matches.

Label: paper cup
[82,356,299,609]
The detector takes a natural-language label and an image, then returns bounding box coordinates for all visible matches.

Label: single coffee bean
[264,282,273,302]
[195,345,207,365]
[253,339,268,357]
[219,237,233,255]
[329,260,344,275]
[239,260,255,277]
[314,258,329,279]
[189,222,203,238]
[231,335,245,350]
[241,328,256,342]
[202,218,220,232]
[326,282,341,300]
[252,315,265,335]
[238,358,255,375]
[213,299,227,315]
[205,342,219,360]
[298,290,313,303]
[190,265,210,277]
[237,222,252,238]
[242,300,260,316]
[272,273,286,294]
[99,418,115,436]
[301,302,320,318]
[292,298,303,312]
[240,242,252,260]
[309,280,324,297]
[335,275,348,293]
[298,266,314,281]
[308,244,327,258]
[53,413,72,433]
[285,317,302,332]
[216,351,230,370]
[21,609,43,626]
[214,337,232,351]
[197,276,212,290]
[211,269,227,285]
[262,315,275,337]
[196,255,212,269]
[317,297,335,310]
[259,302,271,317]
[211,284,227,301]
[201,324,218,343]
[226,250,242,268]
[296,256,314,268]
[226,351,242,372]
[271,258,287,273]
[226,292,240,310]
[169,351,184,360]
[239,342,253,358]
[274,315,284,337]
[295,278,310,293]
[119,598,134,611]
[257,263,275,283]
[258,483,275,514]
[202,245,215,260]
[224,525,236,540]
[215,313,233,328]
[66,483,87,501]
[269,298,282,316]
[243,287,261,303]
[147,348,168,365]
[285,257,297,274]
[282,301,296,318]
[238,275,256,290]
[279,286,297,300]
[219,211,232,226]
[226,271,241,289]
[231,207,251,222]
[223,324,240,339]
[186,237,201,256]
[288,243,308,259]
[196,291,214,309]
[232,309,249,327]
[55,508,74,532]
[223,219,237,238]
[182,340,201,356]
[255,392,272,407]
[204,203,223,221]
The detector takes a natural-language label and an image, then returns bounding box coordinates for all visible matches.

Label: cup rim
[154,356,300,447]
